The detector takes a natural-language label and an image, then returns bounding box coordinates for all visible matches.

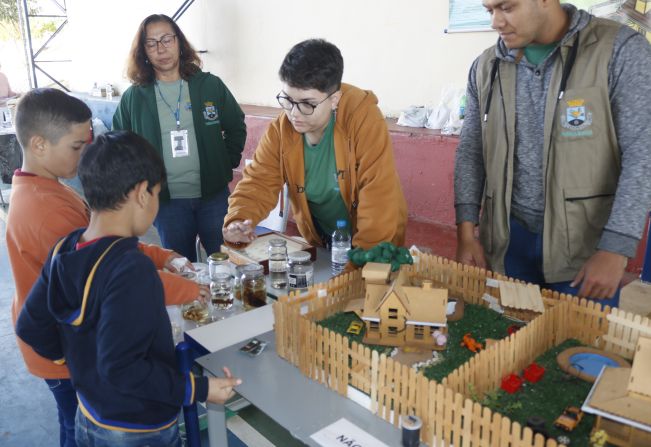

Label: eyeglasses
[144,34,177,51]
[276,91,336,116]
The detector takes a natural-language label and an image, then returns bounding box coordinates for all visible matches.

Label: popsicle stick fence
[272,254,649,446]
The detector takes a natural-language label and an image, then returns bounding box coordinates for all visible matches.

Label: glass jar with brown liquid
[241,264,267,309]
[210,272,234,310]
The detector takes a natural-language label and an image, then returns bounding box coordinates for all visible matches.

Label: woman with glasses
[223,39,406,253]
[113,14,246,261]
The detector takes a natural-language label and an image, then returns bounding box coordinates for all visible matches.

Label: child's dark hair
[279,39,344,94]
[15,88,91,149]
[79,131,166,211]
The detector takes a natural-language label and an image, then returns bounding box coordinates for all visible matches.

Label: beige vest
[477,18,621,283]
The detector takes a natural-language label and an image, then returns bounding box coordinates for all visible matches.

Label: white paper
[485,278,499,288]
[310,418,390,447]
[446,301,457,315]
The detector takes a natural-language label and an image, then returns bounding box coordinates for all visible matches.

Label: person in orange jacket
[223,39,406,251]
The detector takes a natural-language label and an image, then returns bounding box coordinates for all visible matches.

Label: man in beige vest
[454,0,651,307]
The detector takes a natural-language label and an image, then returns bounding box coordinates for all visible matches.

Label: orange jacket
[6,175,199,379]
[225,84,407,249]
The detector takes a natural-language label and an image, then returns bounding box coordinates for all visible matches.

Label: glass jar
[181,300,211,325]
[241,264,267,309]
[268,238,288,289]
[288,251,313,291]
[208,252,232,279]
[210,272,234,310]
[232,265,244,302]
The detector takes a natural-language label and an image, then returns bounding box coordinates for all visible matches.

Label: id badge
[170,129,189,158]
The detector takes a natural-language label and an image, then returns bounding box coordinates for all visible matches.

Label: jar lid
[209,252,229,262]
[242,263,263,273]
[289,250,311,262]
[269,238,287,247]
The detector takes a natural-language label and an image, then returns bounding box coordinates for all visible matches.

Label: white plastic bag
[441,87,466,135]
[397,105,429,128]
[427,86,465,134]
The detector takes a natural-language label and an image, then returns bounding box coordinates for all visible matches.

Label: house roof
[498,281,545,313]
[583,337,651,431]
[402,284,448,325]
[362,268,448,326]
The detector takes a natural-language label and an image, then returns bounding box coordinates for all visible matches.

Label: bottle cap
[289,250,311,262]
[401,415,422,431]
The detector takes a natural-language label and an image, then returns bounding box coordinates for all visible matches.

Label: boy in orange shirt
[6,88,203,447]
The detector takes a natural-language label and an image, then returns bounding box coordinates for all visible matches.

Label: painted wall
[65,0,497,116]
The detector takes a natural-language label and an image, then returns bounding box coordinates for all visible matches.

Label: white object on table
[310,418,391,447]
[184,304,274,353]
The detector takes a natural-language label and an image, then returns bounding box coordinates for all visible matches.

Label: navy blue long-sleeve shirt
[17,230,208,431]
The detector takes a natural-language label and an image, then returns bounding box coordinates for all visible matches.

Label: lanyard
[156,80,183,130]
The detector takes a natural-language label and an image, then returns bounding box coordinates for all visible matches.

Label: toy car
[346,321,364,335]
[554,406,584,432]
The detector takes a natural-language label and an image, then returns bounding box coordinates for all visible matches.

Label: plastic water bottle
[331,219,351,276]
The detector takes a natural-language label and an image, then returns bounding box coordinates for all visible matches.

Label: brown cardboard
[361,262,392,284]
[620,280,651,318]
[584,337,651,435]
[628,337,651,398]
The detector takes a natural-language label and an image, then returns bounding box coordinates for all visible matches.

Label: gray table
[197,330,404,447]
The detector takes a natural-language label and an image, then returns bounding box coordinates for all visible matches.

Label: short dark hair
[279,39,344,94]
[79,131,166,211]
[15,88,91,149]
[126,14,202,86]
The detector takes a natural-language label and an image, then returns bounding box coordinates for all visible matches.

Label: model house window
[370,321,379,332]
[429,327,437,337]
[388,308,398,319]
[414,325,424,339]
[388,326,398,336]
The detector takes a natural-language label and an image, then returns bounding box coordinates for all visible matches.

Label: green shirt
[524,42,558,66]
[303,113,350,236]
[156,79,201,199]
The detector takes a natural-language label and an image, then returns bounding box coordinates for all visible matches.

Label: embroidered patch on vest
[202,102,219,122]
[560,99,593,136]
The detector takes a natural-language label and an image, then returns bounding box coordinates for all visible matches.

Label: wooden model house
[582,336,651,447]
[359,263,448,350]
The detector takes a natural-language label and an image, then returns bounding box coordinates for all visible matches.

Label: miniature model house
[360,263,448,350]
[582,336,651,447]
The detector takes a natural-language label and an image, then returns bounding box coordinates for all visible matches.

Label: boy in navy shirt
[17,131,240,446]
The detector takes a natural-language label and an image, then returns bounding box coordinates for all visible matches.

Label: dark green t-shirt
[303,113,350,236]
[524,42,557,66]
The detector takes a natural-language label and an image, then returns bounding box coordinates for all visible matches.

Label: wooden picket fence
[272,254,650,446]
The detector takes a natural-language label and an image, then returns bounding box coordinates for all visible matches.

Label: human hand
[197,284,210,304]
[207,367,242,404]
[223,219,256,244]
[571,250,627,299]
[164,252,194,273]
[456,222,487,268]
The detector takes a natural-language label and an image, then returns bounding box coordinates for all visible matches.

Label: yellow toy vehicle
[346,321,364,335]
[554,406,584,432]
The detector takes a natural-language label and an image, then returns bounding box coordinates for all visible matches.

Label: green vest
[476,18,621,282]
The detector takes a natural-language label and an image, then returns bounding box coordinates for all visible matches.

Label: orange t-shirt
[7,173,199,379]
